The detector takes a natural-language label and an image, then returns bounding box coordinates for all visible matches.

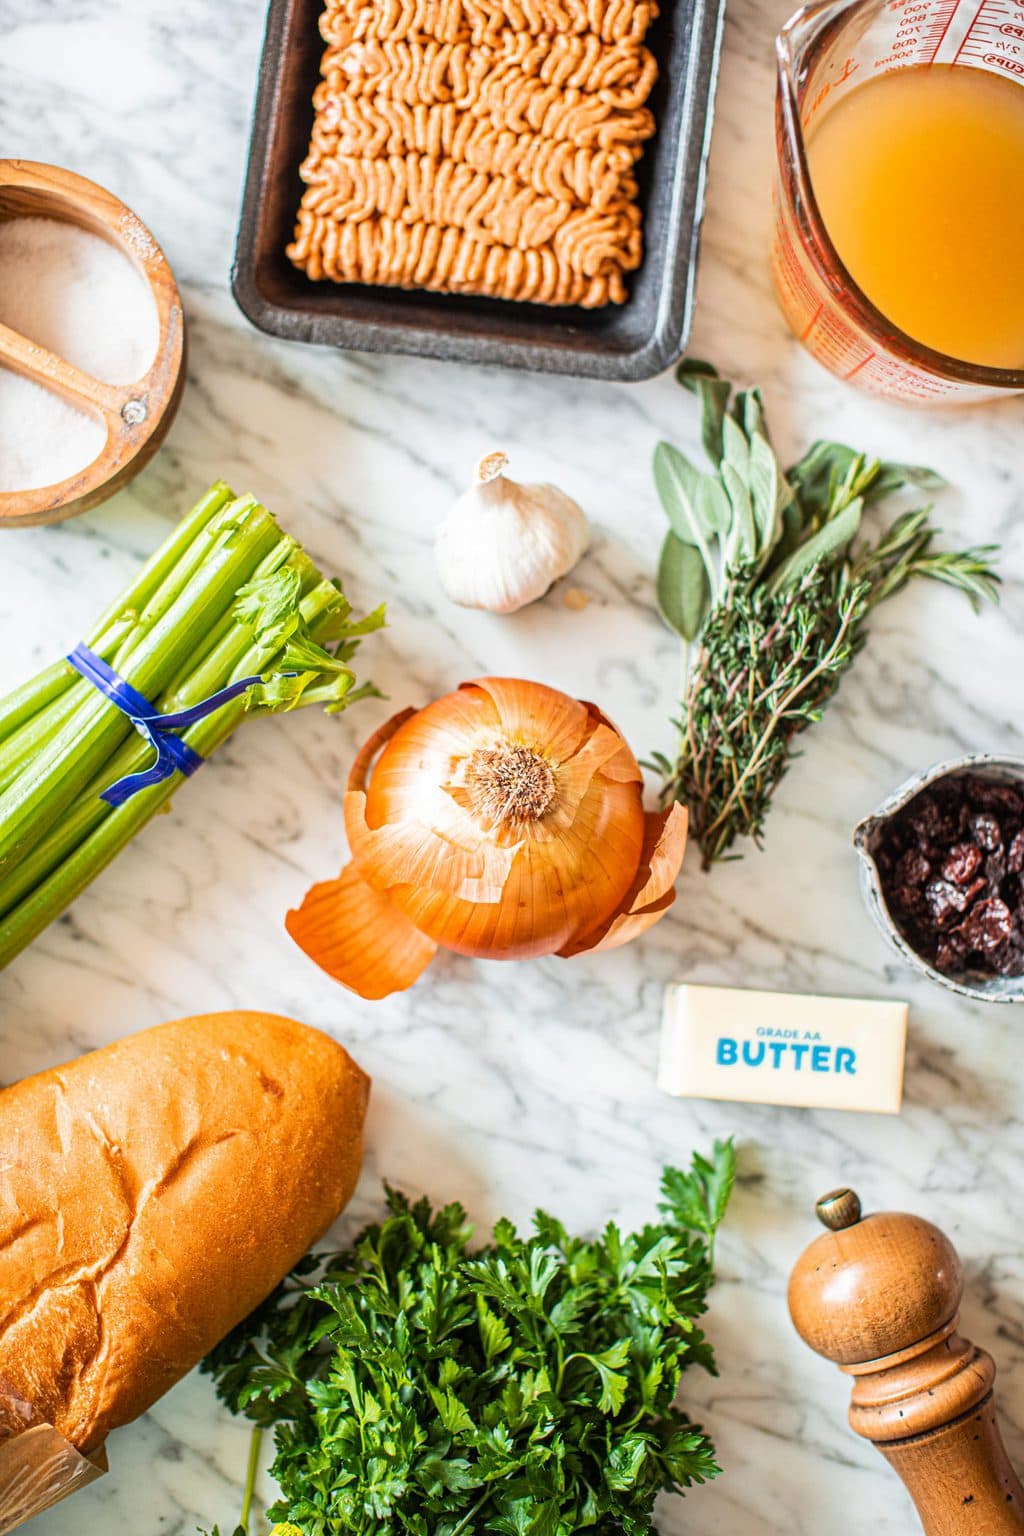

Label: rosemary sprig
[652,362,1000,869]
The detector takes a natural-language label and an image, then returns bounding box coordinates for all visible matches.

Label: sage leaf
[738,388,767,443]
[697,475,731,536]
[871,460,948,499]
[654,443,702,543]
[654,442,717,583]
[765,497,863,594]
[777,500,804,555]
[657,533,709,641]
[721,462,756,567]
[676,359,730,465]
[747,432,781,558]
[788,440,856,520]
[721,413,751,480]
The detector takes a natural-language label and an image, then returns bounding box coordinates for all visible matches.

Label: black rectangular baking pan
[233,0,726,381]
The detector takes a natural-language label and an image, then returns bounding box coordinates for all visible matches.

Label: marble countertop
[2,1,1024,1533]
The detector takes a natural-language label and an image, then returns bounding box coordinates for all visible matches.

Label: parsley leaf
[202,1148,733,1536]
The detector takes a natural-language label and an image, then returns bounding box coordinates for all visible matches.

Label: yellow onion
[286,677,688,999]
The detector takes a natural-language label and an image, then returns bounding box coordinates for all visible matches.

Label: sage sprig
[652,362,1000,868]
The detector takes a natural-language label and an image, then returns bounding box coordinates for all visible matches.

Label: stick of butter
[659,984,907,1114]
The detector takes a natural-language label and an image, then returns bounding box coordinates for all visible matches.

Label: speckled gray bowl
[854,754,1024,1005]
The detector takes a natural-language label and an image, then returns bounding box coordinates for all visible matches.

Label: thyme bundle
[650,363,1000,869]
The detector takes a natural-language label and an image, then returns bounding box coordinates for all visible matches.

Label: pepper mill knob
[790,1188,963,1370]
[816,1186,862,1230]
[790,1192,1024,1536]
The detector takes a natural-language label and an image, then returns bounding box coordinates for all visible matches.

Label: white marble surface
[2,2,1024,1534]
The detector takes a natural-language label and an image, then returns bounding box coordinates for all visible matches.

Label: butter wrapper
[659,984,907,1114]
[0,1380,107,1535]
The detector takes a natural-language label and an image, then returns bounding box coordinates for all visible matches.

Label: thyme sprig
[651,362,1000,868]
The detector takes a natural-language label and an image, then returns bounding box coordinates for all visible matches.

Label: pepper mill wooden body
[789,1189,1024,1536]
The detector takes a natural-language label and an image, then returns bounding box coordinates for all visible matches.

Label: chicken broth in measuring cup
[773,0,1024,401]
[806,63,1024,371]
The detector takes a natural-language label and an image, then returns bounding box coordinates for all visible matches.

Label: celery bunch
[0,482,383,968]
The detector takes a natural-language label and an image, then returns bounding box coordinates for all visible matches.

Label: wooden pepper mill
[789,1189,1024,1536]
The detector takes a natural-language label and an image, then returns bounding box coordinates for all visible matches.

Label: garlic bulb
[435,452,589,614]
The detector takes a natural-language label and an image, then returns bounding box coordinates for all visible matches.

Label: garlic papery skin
[435,452,589,614]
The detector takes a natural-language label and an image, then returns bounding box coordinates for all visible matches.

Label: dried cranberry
[897,849,932,887]
[970,812,1003,852]
[886,824,912,856]
[993,944,1024,978]
[970,781,1024,818]
[1009,831,1024,874]
[893,885,924,915]
[908,795,943,842]
[986,851,1007,887]
[963,877,989,908]
[924,879,970,928]
[941,843,982,885]
[935,939,967,973]
[960,898,1014,955]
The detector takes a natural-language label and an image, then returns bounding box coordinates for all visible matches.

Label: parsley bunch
[202,1145,734,1536]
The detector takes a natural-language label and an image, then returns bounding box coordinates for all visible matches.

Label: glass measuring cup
[773,0,1024,404]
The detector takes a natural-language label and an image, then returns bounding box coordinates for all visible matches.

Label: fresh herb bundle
[0,482,383,965]
[650,362,1001,868]
[203,1145,734,1536]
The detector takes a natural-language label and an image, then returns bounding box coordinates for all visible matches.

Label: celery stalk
[0,664,73,746]
[0,483,234,746]
[0,509,283,872]
[0,691,83,795]
[86,481,234,642]
[0,539,315,917]
[0,485,383,968]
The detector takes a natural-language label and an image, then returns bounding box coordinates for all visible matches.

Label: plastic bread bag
[0,1379,107,1534]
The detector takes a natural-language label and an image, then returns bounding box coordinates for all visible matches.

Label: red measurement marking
[951,0,989,63]
[984,47,1024,66]
[806,55,860,117]
[928,0,964,57]
[844,351,877,381]
[1001,21,1024,34]
[800,302,825,342]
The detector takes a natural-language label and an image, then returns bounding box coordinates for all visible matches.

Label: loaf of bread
[0,1011,370,1453]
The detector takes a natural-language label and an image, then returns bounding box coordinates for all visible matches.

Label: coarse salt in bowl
[0,160,185,527]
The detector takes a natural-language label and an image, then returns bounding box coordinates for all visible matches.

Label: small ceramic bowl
[854,754,1024,1005]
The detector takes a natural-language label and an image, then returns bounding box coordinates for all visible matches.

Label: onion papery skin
[287,678,688,998]
[354,681,646,959]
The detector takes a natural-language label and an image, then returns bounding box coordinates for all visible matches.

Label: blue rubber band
[67,643,285,807]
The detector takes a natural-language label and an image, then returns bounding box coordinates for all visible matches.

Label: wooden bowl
[0,160,186,528]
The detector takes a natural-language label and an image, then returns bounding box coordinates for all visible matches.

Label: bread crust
[0,1011,370,1452]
